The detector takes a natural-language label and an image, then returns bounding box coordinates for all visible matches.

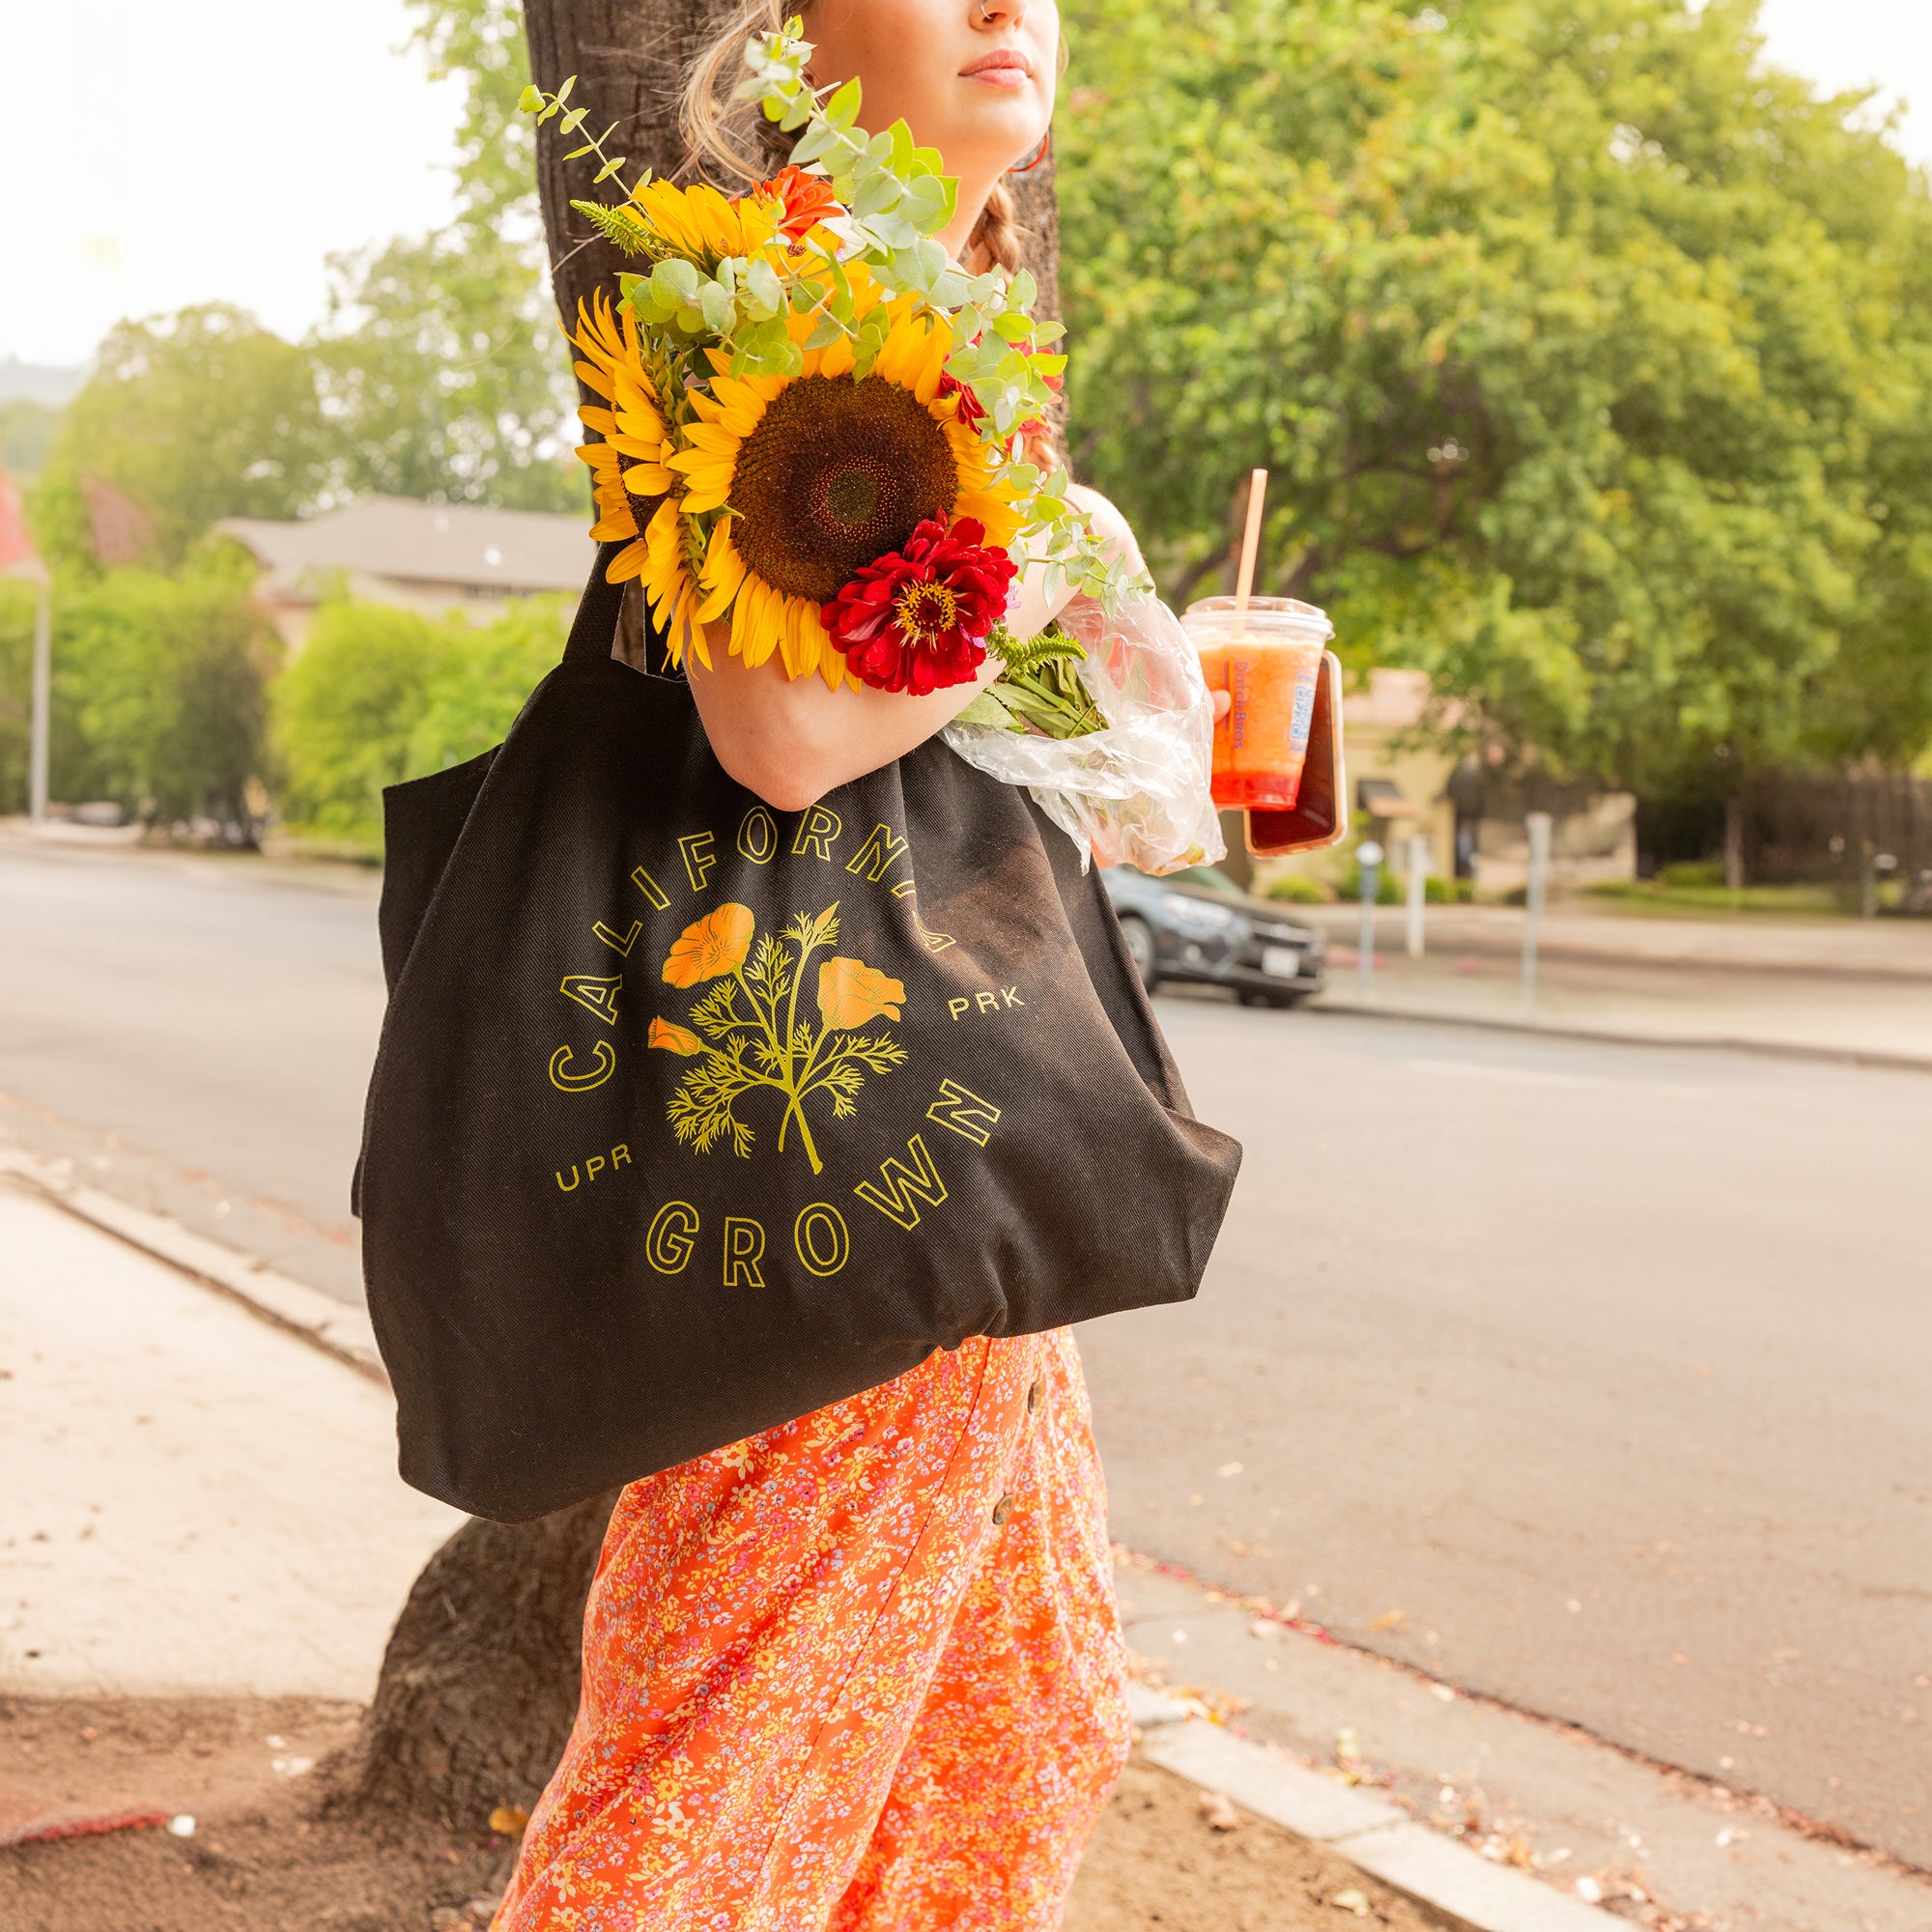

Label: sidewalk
[1296,902,1932,1065]
[0,1183,458,1699]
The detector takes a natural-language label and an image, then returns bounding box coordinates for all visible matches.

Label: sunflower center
[895,581,960,641]
[823,467,882,530]
[731,375,958,605]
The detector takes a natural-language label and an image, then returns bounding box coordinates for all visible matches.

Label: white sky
[0,0,1924,371]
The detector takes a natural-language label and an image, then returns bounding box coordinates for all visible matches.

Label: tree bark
[331,1491,617,1831]
[342,0,1061,1833]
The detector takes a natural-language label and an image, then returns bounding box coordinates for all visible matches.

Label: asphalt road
[2,831,1927,1865]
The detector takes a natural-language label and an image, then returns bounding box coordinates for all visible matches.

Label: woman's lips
[960,50,1033,89]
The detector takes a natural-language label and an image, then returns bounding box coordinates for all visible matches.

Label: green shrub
[1264,872,1332,904]
[270,596,571,855]
[409,599,570,775]
[1424,875,1476,903]
[1656,860,1727,889]
[272,603,449,851]
[1341,861,1402,904]
[0,581,43,814]
[40,568,280,832]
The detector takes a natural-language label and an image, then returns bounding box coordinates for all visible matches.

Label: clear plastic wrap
[943,591,1225,877]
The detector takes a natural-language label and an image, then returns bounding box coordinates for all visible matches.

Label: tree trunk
[1724,791,1746,893]
[342,0,1061,1833]
[331,1491,617,1831]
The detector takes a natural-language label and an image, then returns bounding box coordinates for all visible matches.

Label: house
[216,497,595,653]
[1244,667,1635,895]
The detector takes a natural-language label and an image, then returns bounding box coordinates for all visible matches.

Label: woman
[496,3,1154,1924]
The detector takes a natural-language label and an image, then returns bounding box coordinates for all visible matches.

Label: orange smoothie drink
[1182,596,1334,810]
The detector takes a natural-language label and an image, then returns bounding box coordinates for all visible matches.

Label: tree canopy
[1059,0,1932,785]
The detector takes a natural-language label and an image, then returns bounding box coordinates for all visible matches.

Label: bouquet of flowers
[525,18,1221,870]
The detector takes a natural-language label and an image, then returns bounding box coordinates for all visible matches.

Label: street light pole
[28,574,50,824]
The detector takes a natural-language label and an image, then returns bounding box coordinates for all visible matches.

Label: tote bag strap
[562,540,686,677]
[562,541,635,668]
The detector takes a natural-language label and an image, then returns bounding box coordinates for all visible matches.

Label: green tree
[408,594,569,770]
[0,398,61,479]
[33,305,327,572]
[271,602,452,850]
[315,0,582,512]
[1058,0,1932,795]
[43,566,281,830]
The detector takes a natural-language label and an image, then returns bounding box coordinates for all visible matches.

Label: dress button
[1026,1379,1043,1415]
[991,1493,1015,1525]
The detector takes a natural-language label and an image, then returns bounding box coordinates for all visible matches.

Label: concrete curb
[0,1151,384,1385]
[1126,1685,1619,1932]
[1305,995,1932,1076]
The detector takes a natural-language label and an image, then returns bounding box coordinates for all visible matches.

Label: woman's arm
[686,484,1148,811]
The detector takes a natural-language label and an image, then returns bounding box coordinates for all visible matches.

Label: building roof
[216,496,595,600]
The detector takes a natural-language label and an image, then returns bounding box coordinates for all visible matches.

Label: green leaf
[652,257,700,304]
[826,77,863,129]
[518,84,543,114]
[556,73,576,104]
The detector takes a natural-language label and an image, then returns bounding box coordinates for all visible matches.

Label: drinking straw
[1230,467,1268,641]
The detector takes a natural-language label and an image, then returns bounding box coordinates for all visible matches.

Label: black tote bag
[357,545,1240,1521]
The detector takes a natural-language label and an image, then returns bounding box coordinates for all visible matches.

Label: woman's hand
[688,486,1152,810]
[684,643,1002,813]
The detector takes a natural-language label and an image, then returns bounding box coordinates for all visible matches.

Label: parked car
[1101,864,1326,1007]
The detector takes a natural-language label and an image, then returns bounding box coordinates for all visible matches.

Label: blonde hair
[678,0,1028,277]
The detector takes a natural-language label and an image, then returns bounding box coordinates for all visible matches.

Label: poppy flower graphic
[817,956,904,1030]
[647,1017,705,1056]
[663,901,907,1174]
[662,903,755,987]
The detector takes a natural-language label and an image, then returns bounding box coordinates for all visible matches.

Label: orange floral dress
[495,1328,1130,1931]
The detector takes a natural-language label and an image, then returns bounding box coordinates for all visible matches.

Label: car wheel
[1265,989,1307,1009]
[1119,915,1158,991]
[1236,988,1267,1008]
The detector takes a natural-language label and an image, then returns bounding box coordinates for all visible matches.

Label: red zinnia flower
[821,518,1017,696]
[937,373,986,433]
[753,164,843,242]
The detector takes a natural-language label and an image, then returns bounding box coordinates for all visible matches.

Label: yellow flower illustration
[647,1017,705,1056]
[817,956,904,1030]
[664,902,907,1175]
[662,904,755,988]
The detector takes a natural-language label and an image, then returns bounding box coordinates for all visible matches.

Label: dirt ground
[0,1694,1445,1930]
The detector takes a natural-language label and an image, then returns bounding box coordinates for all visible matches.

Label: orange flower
[817,956,904,1030]
[753,164,843,242]
[663,904,755,988]
[647,1017,705,1057]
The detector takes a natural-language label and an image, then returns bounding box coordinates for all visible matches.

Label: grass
[1581,879,1848,918]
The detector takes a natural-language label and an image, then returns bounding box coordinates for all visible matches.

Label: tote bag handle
[561,543,634,668]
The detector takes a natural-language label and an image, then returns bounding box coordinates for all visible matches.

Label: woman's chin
[946,95,1050,171]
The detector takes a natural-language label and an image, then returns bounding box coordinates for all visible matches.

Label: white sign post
[1521,811,1552,1010]
[1406,832,1429,959]
[1356,839,1383,998]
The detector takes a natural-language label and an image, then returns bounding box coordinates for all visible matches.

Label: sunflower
[626,178,777,265]
[567,291,708,666]
[569,291,674,569]
[668,297,1020,686]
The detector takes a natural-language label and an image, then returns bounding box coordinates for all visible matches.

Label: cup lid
[1182,595,1333,643]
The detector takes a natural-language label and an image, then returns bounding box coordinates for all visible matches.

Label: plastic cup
[1182,596,1335,810]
